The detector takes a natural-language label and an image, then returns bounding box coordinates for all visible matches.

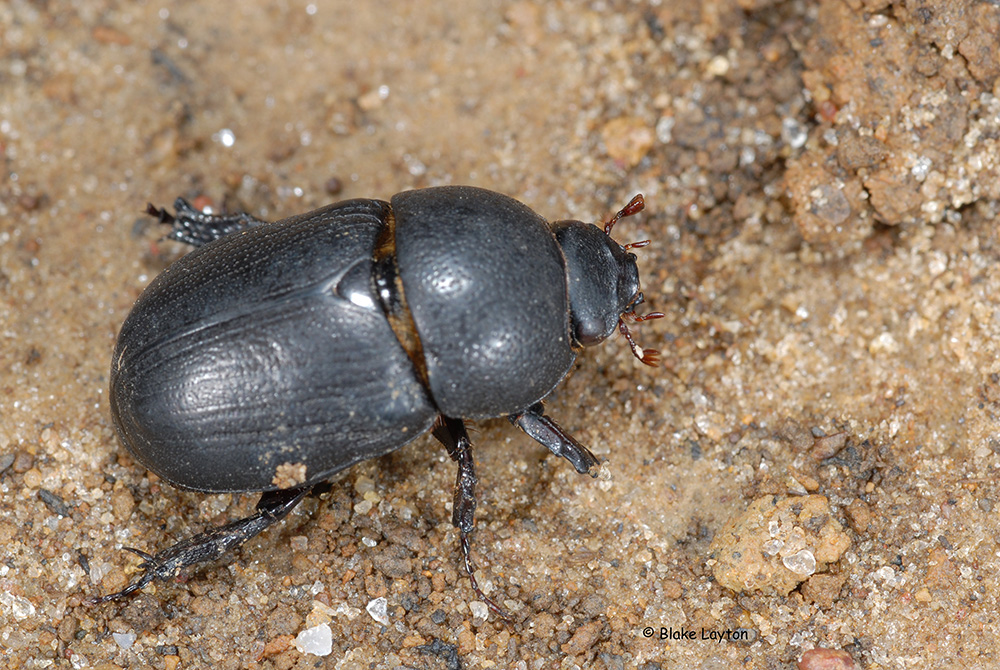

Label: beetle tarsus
[148,197,268,247]
[86,485,312,606]
[509,402,601,476]
[433,416,514,622]
[459,533,513,622]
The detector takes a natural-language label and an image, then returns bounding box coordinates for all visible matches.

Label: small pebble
[11,451,34,473]
[39,488,71,517]
[812,432,847,459]
[783,549,817,576]
[469,601,489,620]
[293,624,333,657]
[325,177,343,196]
[112,632,136,650]
[366,596,389,626]
[798,647,858,670]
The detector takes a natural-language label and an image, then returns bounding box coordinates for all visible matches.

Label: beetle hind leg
[86,484,312,605]
[146,197,268,247]
[432,416,514,622]
[509,402,601,477]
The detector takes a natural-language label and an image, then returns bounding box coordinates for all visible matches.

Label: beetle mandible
[88,185,661,619]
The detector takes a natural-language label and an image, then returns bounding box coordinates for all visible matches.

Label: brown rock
[601,117,655,167]
[560,620,603,656]
[800,573,847,608]
[836,132,887,172]
[844,499,872,534]
[798,647,859,670]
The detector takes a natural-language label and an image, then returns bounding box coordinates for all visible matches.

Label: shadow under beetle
[88,185,661,619]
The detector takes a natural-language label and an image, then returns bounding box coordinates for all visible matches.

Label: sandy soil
[2,1,999,668]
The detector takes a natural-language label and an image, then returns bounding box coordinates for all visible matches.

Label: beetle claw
[83,557,159,606]
[145,203,176,225]
[123,546,156,563]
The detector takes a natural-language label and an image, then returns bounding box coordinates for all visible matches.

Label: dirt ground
[2,0,1000,668]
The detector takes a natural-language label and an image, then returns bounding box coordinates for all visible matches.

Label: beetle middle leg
[86,484,312,605]
[508,402,601,477]
[432,416,513,621]
[147,197,268,247]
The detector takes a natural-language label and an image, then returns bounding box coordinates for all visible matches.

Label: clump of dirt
[786,0,1000,245]
[709,494,851,596]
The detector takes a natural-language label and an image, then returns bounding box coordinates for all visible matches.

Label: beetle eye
[626,291,645,312]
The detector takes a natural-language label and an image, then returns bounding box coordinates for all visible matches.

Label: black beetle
[89,185,661,618]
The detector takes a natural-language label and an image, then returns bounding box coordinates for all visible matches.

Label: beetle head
[553,194,662,366]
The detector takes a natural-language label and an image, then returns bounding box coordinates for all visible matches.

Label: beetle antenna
[624,310,665,324]
[618,317,661,366]
[603,194,645,237]
[623,239,651,251]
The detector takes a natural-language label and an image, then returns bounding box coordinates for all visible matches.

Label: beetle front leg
[86,484,312,605]
[146,197,268,247]
[508,402,601,477]
[432,416,513,621]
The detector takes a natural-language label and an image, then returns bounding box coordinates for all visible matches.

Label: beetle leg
[432,417,478,534]
[432,416,513,622]
[85,485,311,605]
[146,197,268,247]
[508,402,601,477]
